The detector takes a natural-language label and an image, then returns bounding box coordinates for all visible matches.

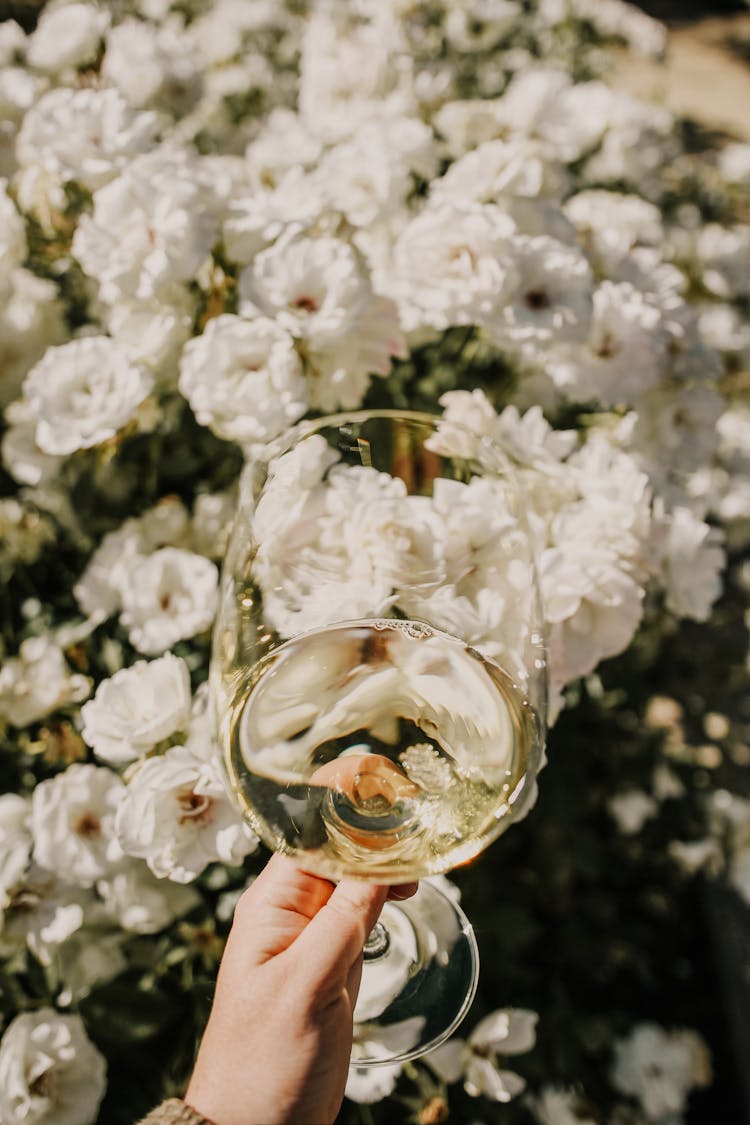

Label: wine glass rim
[254,407,520,474]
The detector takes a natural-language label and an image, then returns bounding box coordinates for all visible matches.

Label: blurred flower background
[0,0,749,1122]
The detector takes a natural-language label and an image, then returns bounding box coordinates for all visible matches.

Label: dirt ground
[611,12,750,141]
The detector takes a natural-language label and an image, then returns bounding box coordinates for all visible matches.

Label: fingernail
[388,882,418,900]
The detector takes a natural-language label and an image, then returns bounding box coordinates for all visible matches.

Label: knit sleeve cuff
[137,1097,212,1125]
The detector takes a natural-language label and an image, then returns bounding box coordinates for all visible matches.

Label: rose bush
[0,1,749,1122]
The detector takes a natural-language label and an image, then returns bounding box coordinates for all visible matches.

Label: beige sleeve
[136,1098,212,1125]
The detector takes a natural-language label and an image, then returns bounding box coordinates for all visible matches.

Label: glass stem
[363,920,390,960]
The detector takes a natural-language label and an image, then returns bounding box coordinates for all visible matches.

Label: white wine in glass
[211,411,546,1065]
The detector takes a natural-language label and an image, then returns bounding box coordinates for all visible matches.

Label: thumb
[229,854,337,966]
[294,879,389,983]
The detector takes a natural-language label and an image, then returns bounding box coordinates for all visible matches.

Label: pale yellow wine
[225,619,536,882]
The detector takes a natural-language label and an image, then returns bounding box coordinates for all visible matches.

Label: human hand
[184,854,417,1125]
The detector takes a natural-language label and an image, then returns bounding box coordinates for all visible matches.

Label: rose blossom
[238,227,405,409]
[487,234,593,353]
[0,868,89,970]
[0,637,90,728]
[115,744,258,882]
[547,281,670,406]
[21,336,154,456]
[527,1085,598,1125]
[0,794,32,900]
[178,314,308,447]
[72,149,219,305]
[238,227,375,348]
[72,519,145,620]
[0,180,26,301]
[191,489,236,560]
[16,87,158,191]
[97,861,199,933]
[119,546,219,655]
[611,1023,712,1120]
[0,1009,106,1125]
[542,543,645,702]
[0,270,66,411]
[0,21,25,67]
[101,16,201,113]
[26,3,109,72]
[659,505,725,623]
[427,1008,538,1102]
[563,189,663,274]
[695,223,750,301]
[80,653,192,765]
[391,202,520,333]
[31,764,125,888]
[430,138,569,206]
[105,289,195,383]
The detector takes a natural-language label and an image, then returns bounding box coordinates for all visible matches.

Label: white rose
[0,637,90,728]
[1,401,65,487]
[55,919,127,1008]
[487,234,593,353]
[26,3,109,72]
[191,489,236,560]
[244,108,323,189]
[0,497,53,572]
[313,116,434,228]
[541,542,645,702]
[115,744,258,882]
[119,546,219,655]
[618,383,724,488]
[608,790,659,835]
[432,98,508,158]
[31,764,125,888]
[22,336,154,456]
[106,290,195,382]
[548,281,670,406]
[80,654,192,765]
[659,506,725,623]
[0,180,26,301]
[298,10,409,143]
[0,867,90,965]
[431,138,569,206]
[139,497,193,552]
[73,519,144,620]
[239,228,372,350]
[0,21,25,67]
[238,228,405,409]
[0,1009,106,1125]
[0,794,32,899]
[253,459,414,638]
[527,1085,598,1125]
[179,315,308,447]
[583,93,677,195]
[72,149,218,304]
[427,1008,537,1102]
[101,17,201,112]
[611,1023,712,1121]
[719,142,750,186]
[563,189,663,274]
[494,68,611,161]
[391,202,519,333]
[16,87,158,191]
[695,223,750,301]
[98,861,199,933]
[0,269,66,410]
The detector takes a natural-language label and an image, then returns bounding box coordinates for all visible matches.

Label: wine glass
[210,410,546,1067]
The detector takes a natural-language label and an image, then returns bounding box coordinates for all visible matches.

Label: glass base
[350,879,479,1067]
